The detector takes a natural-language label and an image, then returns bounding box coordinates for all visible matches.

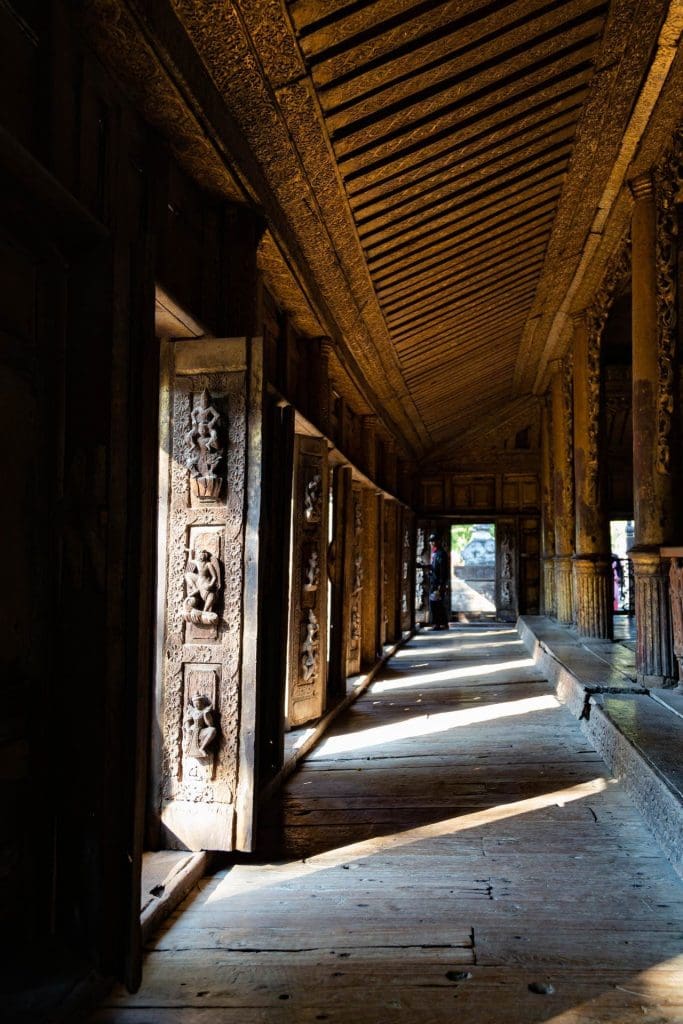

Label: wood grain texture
[92,625,683,1022]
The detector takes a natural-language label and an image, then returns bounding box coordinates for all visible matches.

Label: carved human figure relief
[183,693,218,760]
[304,472,323,523]
[184,388,225,500]
[184,548,221,626]
[301,608,320,684]
[303,547,320,593]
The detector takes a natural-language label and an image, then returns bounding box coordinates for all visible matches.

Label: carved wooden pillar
[496,518,518,621]
[383,500,401,644]
[629,171,677,683]
[540,389,555,617]
[361,488,381,667]
[572,313,612,638]
[286,435,329,726]
[400,509,414,634]
[328,464,353,706]
[550,362,575,623]
[663,551,683,690]
[347,484,363,676]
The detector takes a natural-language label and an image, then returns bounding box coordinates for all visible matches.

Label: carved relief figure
[353,551,363,593]
[184,548,221,625]
[183,694,217,760]
[301,608,320,683]
[303,547,320,592]
[304,472,323,523]
[350,604,360,648]
[184,389,225,500]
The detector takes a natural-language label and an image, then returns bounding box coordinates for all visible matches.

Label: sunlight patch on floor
[315,693,561,755]
[204,777,611,902]
[540,953,683,1022]
[371,656,537,692]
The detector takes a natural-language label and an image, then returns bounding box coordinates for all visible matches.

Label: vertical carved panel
[496,519,517,621]
[561,355,575,527]
[382,500,398,645]
[401,511,413,633]
[160,358,247,851]
[584,239,630,505]
[415,525,430,626]
[654,128,683,475]
[347,485,363,676]
[287,435,328,726]
[668,558,683,689]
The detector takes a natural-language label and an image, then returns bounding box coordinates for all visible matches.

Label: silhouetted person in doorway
[421,533,449,630]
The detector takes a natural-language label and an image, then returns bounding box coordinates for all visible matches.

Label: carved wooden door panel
[496,518,518,622]
[286,434,329,727]
[155,337,266,852]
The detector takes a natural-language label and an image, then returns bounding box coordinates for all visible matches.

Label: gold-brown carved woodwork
[654,127,683,476]
[401,513,413,633]
[584,238,631,506]
[668,557,683,690]
[347,485,363,677]
[630,550,675,685]
[286,435,328,727]
[157,339,258,853]
[573,557,612,639]
[561,356,575,529]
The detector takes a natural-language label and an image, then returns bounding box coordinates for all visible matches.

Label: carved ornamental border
[654,126,683,476]
[584,236,631,505]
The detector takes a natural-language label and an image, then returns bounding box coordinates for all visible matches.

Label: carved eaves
[514,0,683,394]
[82,0,428,458]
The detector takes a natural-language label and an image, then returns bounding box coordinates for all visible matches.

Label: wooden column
[550,362,575,623]
[399,509,414,635]
[328,464,353,706]
[361,488,381,667]
[383,500,400,644]
[540,390,555,617]
[630,173,676,684]
[663,549,683,691]
[572,314,612,638]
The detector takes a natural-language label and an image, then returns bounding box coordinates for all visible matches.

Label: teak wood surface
[93,625,683,1023]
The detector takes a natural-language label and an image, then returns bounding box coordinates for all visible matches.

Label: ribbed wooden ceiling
[287,0,609,445]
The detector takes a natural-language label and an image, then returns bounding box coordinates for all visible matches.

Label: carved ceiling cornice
[514,0,683,395]
[81,0,429,460]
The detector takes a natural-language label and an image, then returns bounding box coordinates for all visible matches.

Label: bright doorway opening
[451,523,496,617]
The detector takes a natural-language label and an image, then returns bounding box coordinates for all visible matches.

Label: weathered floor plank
[91,626,683,1023]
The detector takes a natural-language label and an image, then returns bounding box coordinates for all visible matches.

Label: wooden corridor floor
[94,625,683,1023]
